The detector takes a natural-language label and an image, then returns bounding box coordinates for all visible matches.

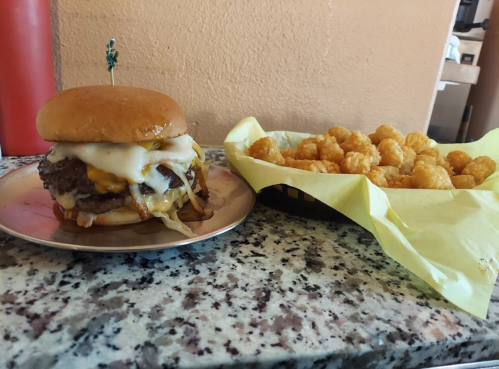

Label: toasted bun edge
[37,85,187,143]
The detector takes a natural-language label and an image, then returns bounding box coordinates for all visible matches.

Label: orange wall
[50,0,458,145]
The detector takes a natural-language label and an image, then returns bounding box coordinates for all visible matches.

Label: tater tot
[249,137,285,165]
[301,137,315,144]
[308,134,333,150]
[451,175,476,189]
[249,124,494,192]
[400,146,416,175]
[280,149,295,159]
[316,135,337,151]
[377,166,400,182]
[412,164,454,190]
[388,175,414,189]
[414,155,437,167]
[462,156,497,185]
[284,158,328,173]
[296,141,319,160]
[404,131,429,154]
[436,156,454,176]
[378,138,404,167]
[340,152,371,174]
[355,143,381,167]
[375,124,405,146]
[419,148,439,158]
[340,131,371,153]
[365,168,388,187]
[447,151,472,174]
[322,160,341,174]
[328,126,352,144]
[320,142,344,164]
[368,132,380,146]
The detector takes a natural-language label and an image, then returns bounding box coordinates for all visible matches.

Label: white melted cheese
[48,135,197,183]
[144,186,187,213]
[52,189,90,209]
[143,164,171,194]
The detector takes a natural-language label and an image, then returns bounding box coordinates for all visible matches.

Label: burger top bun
[37,85,187,143]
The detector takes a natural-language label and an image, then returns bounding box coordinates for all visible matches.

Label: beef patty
[38,155,196,214]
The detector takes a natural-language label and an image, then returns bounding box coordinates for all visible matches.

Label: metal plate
[0,164,255,252]
[424,360,499,369]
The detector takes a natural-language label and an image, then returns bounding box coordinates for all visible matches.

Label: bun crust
[37,85,186,143]
[65,206,153,227]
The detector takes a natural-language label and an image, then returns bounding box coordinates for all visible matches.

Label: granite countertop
[1,148,498,369]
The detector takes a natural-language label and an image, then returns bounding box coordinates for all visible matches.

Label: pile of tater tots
[248,124,496,189]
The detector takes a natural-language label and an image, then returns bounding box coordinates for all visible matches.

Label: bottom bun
[64,206,152,227]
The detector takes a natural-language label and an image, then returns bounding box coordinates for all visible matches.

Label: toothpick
[106,38,119,85]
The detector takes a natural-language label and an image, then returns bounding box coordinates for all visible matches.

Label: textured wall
[50,0,458,145]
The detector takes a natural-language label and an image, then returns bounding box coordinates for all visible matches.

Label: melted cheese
[143,164,172,194]
[131,182,196,237]
[53,190,90,209]
[87,164,127,194]
[144,186,187,213]
[138,141,161,150]
[54,191,77,209]
[48,135,197,183]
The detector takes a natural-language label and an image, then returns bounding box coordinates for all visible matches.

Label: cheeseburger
[36,85,209,237]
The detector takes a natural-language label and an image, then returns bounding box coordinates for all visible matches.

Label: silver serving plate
[0,164,255,252]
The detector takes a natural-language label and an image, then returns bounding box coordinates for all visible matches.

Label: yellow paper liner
[224,117,499,319]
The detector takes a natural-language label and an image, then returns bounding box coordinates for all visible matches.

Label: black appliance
[454,0,490,32]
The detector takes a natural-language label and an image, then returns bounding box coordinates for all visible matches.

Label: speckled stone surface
[1,148,499,369]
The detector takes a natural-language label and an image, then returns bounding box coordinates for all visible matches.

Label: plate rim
[0,163,256,252]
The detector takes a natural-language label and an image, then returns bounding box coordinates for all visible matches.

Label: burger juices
[36,85,209,237]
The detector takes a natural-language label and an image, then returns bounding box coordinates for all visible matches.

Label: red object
[0,0,55,156]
